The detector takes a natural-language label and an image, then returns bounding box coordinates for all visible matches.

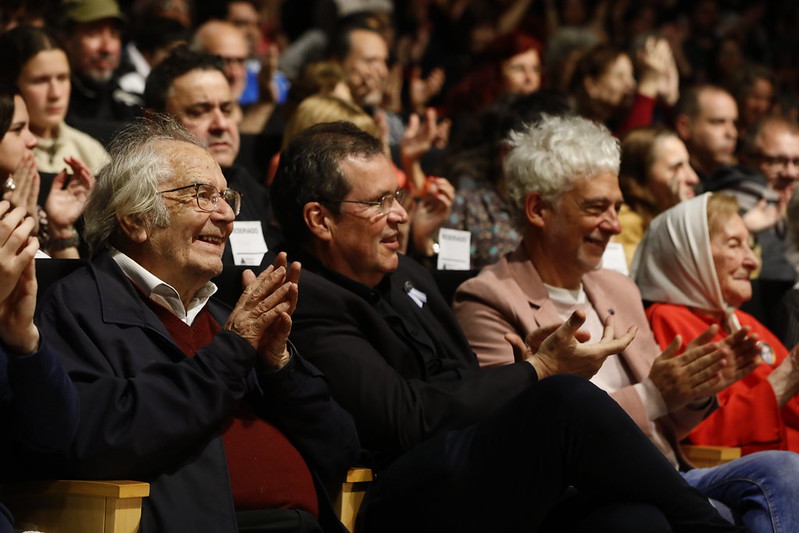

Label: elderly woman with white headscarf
[633,192,799,455]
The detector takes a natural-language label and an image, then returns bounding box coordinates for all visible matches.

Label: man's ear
[118,214,149,243]
[674,114,691,140]
[303,202,334,242]
[525,192,548,228]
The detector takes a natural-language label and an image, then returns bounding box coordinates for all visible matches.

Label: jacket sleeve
[252,346,360,487]
[2,341,79,453]
[291,271,537,462]
[453,276,520,368]
[37,288,258,478]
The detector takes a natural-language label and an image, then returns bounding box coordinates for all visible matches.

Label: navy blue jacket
[1,341,79,531]
[36,252,359,532]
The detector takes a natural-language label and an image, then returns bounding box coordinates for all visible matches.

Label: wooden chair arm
[3,480,150,533]
[681,444,742,468]
[336,468,373,533]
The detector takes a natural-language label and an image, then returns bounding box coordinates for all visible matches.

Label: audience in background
[0,84,92,258]
[0,25,109,175]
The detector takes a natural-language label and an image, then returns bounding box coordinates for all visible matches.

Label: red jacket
[647,302,799,455]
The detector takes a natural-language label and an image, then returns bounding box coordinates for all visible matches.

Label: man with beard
[59,0,142,122]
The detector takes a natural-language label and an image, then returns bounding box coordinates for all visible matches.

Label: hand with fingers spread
[510,310,636,380]
[0,201,40,354]
[224,252,300,371]
[648,325,727,412]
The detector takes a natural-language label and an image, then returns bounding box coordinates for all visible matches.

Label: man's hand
[649,325,726,412]
[409,176,454,255]
[507,311,636,380]
[0,201,40,354]
[224,252,300,371]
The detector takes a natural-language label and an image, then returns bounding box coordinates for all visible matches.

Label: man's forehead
[169,69,231,104]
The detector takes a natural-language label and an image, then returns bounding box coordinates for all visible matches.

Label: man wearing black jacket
[270,121,749,533]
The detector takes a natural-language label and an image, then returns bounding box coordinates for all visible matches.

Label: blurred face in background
[17,49,71,138]
[501,49,542,95]
[342,29,388,108]
[648,135,699,211]
[585,53,636,110]
[0,95,38,178]
[67,18,122,84]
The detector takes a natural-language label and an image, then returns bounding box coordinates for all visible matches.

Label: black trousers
[359,375,750,533]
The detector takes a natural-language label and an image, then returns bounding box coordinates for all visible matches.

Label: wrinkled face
[741,78,774,128]
[501,49,542,95]
[165,69,240,168]
[686,90,738,168]
[323,154,409,287]
[342,29,389,108]
[17,49,71,136]
[67,18,121,83]
[227,1,261,56]
[587,54,635,109]
[538,171,623,287]
[0,95,38,178]
[709,212,758,308]
[648,136,699,211]
[203,26,249,100]
[139,141,235,296]
[753,125,799,197]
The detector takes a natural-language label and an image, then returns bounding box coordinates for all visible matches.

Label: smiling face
[165,69,240,167]
[0,95,38,178]
[322,154,408,287]
[709,211,758,308]
[135,141,235,300]
[501,49,542,95]
[536,171,623,289]
[17,49,71,138]
[647,135,699,211]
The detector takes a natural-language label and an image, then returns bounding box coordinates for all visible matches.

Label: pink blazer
[453,244,714,465]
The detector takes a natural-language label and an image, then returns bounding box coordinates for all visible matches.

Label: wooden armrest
[3,480,149,533]
[337,468,374,533]
[681,444,742,467]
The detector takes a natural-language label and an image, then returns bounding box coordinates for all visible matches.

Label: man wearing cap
[60,0,142,122]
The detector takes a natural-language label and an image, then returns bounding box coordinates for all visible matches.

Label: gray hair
[504,114,620,228]
[83,114,203,255]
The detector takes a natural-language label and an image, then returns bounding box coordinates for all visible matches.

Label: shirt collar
[110,248,218,325]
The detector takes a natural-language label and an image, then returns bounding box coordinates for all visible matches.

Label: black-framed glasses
[325,189,407,215]
[158,183,242,216]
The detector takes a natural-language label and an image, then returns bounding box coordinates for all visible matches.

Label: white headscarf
[631,193,742,333]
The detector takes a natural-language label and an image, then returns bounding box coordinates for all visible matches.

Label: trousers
[359,375,749,533]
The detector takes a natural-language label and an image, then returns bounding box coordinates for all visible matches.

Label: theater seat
[3,480,150,533]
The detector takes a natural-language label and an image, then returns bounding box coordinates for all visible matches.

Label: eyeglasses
[757,154,799,169]
[325,189,407,215]
[158,183,242,216]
